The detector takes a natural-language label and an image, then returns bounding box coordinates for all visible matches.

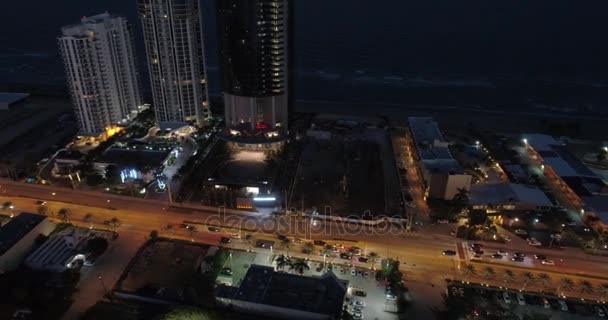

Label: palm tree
[302,242,314,258]
[579,280,593,297]
[37,206,48,216]
[109,217,121,230]
[522,272,535,289]
[461,264,476,278]
[289,259,310,275]
[244,234,254,251]
[368,252,379,270]
[275,254,290,271]
[280,238,292,255]
[164,223,174,238]
[538,273,551,292]
[83,213,94,228]
[2,201,13,210]
[482,267,496,280]
[597,283,608,300]
[503,270,515,283]
[57,208,70,223]
[559,278,575,293]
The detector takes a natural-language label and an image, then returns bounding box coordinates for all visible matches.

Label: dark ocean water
[2,0,608,109]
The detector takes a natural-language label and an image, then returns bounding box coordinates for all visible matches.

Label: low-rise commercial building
[0,213,54,273]
[469,183,554,212]
[216,265,348,320]
[522,134,608,229]
[408,117,472,200]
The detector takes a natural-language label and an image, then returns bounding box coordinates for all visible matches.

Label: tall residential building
[138,0,211,126]
[59,13,143,135]
[217,0,290,131]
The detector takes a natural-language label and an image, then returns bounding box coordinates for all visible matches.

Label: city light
[253,197,276,202]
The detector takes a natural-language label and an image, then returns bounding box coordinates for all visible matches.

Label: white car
[595,306,606,318]
[496,250,508,256]
[516,293,526,305]
[542,298,550,309]
[386,294,397,301]
[502,292,511,304]
[541,260,555,266]
[437,219,449,224]
[558,300,568,311]
[352,300,366,307]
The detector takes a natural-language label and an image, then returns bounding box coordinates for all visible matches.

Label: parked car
[558,300,568,311]
[353,290,367,297]
[340,252,352,259]
[351,268,356,276]
[358,257,369,263]
[496,250,508,256]
[595,306,606,318]
[491,253,503,259]
[313,240,326,246]
[437,219,449,224]
[352,300,366,307]
[277,234,289,242]
[512,256,525,262]
[542,298,551,309]
[514,229,528,235]
[502,292,511,304]
[513,252,526,257]
[230,233,241,239]
[516,293,526,305]
[208,226,220,232]
[220,237,231,244]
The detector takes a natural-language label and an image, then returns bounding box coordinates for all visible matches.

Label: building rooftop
[0,92,29,107]
[98,148,169,168]
[469,183,553,207]
[221,265,348,318]
[409,117,453,160]
[523,134,596,178]
[0,213,46,255]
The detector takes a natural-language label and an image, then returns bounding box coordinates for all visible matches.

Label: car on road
[502,292,511,304]
[230,233,241,239]
[220,237,231,244]
[277,234,289,242]
[516,293,526,305]
[502,235,512,242]
[541,260,555,266]
[352,300,366,307]
[514,229,528,235]
[513,252,526,258]
[352,312,364,320]
[208,226,221,233]
[491,253,503,259]
[511,256,525,262]
[340,252,352,259]
[527,238,542,246]
[496,250,508,256]
[313,240,326,246]
[35,200,46,206]
[534,254,546,260]
[353,290,367,297]
[442,250,456,256]
[220,267,232,275]
[358,257,369,263]
[558,300,568,311]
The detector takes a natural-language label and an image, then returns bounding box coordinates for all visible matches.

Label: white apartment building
[138,0,211,126]
[59,13,143,135]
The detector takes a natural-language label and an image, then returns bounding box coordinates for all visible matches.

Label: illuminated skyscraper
[138,0,211,126]
[59,13,143,135]
[217,0,290,131]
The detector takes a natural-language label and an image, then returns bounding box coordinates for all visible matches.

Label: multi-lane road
[1,178,608,298]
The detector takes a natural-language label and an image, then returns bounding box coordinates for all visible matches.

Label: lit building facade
[217,0,290,131]
[138,0,211,126]
[59,13,143,135]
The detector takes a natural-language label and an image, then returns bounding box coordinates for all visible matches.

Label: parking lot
[449,283,608,319]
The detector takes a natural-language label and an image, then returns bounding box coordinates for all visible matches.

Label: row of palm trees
[274,254,311,275]
[461,264,608,299]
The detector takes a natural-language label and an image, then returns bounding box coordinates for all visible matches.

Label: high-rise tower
[217,0,289,131]
[138,0,211,126]
[59,13,143,135]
